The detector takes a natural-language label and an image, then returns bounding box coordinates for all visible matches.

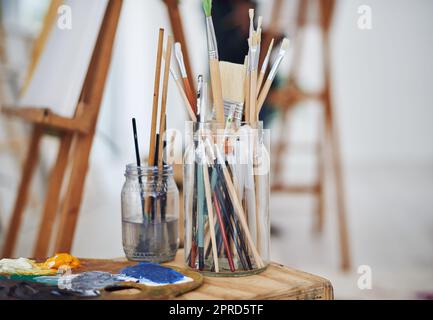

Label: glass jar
[121,164,179,262]
[183,121,270,276]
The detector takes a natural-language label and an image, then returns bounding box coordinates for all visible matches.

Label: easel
[268,0,351,270]
[163,0,194,91]
[1,0,123,258]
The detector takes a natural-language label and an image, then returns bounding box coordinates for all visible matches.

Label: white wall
[332,0,433,165]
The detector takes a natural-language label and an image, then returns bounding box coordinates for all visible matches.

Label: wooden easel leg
[315,131,326,233]
[2,126,43,257]
[33,133,72,258]
[273,107,290,186]
[323,88,351,271]
[54,132,94,253]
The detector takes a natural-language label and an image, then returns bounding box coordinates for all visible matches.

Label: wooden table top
[80,250,333,300]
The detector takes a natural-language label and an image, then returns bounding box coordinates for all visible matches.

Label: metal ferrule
[260,51,271,74]
[196,75,204,121]
[249,45,259,72]
[224,100,243,125]
[268,52,284,81]
[206,17,218,60]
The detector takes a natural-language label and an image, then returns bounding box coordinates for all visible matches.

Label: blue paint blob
[120,262,185,284]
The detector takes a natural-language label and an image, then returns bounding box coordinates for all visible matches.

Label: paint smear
[119,262,192,286]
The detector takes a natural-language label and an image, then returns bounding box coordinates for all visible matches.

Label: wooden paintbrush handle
[257,79,272,117]
[149,28,165,167]
[183,78,196,114]
[221,163,264,268]
[244,73,251,123]
[175,79,197,121]
[249,70,258,123]
[257,72,265,96]
[209,58,225,123]
[202,164,219,272]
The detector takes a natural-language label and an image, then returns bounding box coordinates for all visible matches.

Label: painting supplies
[121,30,181,263]
[39,253,80,270]
[214,146,264,268]
[168,59,197,121]
[158,36,173,170]
[0,258,55,275]
[177,5,276,275]
[248,31,260,123]
[148,28,165,168]
[132,118,146,220]
[220,61,246,131]
[119,262,193,286]
[174,42,196,113]
[257,38,274,93]
[202,0,224,123]
[256,38,290,115]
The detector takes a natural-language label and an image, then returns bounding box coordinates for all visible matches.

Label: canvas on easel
[1,0,122,258]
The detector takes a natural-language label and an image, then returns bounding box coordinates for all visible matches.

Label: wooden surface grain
[77,250,333,300]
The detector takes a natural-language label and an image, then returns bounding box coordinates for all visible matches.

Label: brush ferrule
[224,100,244,124]
[206,17,219,60]
[268,53,284,81]
[248,46,259,72]
[260,52,271,74]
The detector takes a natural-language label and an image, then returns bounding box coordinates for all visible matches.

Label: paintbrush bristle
[257,16,263,30]
[250,31,260,47]
[281,37,290,51]
[202,0,212,17]
[220,61,246,104]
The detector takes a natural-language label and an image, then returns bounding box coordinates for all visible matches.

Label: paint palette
[0,259,203,300]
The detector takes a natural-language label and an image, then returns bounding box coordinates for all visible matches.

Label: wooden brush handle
[202,164,219,272]
[183,78,196,114]
[149,28,165,167]
[176,79,197,121]
[257,79,272,118]
[257,72,265,96]
[249,70,258,123]
[158,36,173,168]
[221,163,265,268]
[209,58,225,123]
[244,73,251,123]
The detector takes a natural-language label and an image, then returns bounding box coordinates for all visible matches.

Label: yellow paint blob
[40,253,80,270]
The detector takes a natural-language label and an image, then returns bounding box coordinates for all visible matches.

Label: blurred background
[0,0,432,299]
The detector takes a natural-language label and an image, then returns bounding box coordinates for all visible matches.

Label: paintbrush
[202,0,224,123]
[215,145,264,268]
[220,61,246,131]
[148,28,164,168]
[256,38,290,116]
[145,28,165,218]
[174,42,196,113]
[248,31,260,124]
[132,118,146,220]
[195,74,206,270]
[257,38,274,93]
[157,36,173,170]
[167,54,197,121]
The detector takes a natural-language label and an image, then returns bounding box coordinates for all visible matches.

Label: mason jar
[183,121,270,276]
[121,164,179,262]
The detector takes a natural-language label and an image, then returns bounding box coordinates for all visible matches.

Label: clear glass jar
[183,121,270,276]
[121,164,179,262]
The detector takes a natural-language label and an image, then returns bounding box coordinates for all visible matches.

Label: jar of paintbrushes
[121,164,179,262]
[184,121,270,276]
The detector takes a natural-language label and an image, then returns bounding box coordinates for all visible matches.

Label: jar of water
[121,164,179,262]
